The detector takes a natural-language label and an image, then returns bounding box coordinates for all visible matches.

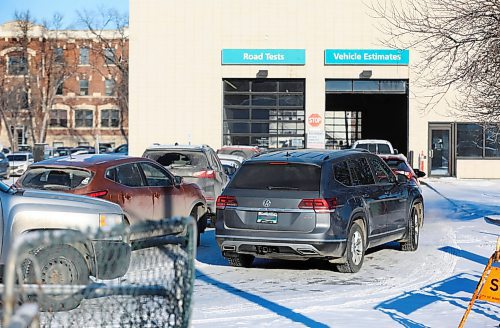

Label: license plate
[257,211,278,224]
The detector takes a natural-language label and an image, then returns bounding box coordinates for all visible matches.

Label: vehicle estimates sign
[222,49,306,65]
[325,49,409,65]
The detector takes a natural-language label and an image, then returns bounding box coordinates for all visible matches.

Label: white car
[217,153,245,179]
[351,139,399,155]
[7,152,34,176]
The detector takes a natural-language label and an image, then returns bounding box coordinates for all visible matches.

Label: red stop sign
[308,114,322,127]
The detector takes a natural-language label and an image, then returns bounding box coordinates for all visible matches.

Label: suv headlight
[99,213,124,230]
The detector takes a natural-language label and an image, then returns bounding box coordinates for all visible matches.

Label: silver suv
[143,144,228,223]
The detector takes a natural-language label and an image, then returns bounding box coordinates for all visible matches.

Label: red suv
[379,154,426,185]
[16,154,208,241]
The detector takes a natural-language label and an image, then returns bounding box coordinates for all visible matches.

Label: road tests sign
[478,267,500,303]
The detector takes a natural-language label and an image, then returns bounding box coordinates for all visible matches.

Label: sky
[0,0,129,27]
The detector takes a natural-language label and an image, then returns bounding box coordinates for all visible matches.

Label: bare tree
[371,0,500,123]
[0,11,77,151]
[78,8,129,143]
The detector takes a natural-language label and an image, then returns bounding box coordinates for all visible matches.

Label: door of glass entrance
[429,127,451,176]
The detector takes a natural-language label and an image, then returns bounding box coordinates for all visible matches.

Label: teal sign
[222,49,305,65]
[325,49,409,65]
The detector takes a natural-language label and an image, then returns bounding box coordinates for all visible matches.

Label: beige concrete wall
[129,0,412,156]
[130,0,499,178]
[456,160,500,179]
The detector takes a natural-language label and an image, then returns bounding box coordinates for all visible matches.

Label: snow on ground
[192,178,500,327]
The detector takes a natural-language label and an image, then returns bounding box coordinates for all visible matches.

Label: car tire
[190,206,206,247]
[400,205,420,252]
[227,254,254,268]
[336,221,365,273]
[22,244,90,311]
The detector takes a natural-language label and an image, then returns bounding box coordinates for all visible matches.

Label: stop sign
[308,114,322,127]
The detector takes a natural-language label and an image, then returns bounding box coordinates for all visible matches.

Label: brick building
[0,21,128,151]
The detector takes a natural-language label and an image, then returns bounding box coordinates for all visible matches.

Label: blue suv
[215,149,424,273]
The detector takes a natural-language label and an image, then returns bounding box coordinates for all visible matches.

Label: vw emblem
[263,199,272,208]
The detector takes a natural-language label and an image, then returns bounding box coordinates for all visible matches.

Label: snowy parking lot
[192,178,500,327]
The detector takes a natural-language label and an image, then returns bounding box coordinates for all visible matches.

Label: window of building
[101,109,120,128]
[104,48,115,65]
[79,79,89,96]
[222,79,305,149]
[54,47,64,64]
[457,123,483,157]
[8,55,28,75]
[325,111,362,149]
[75,109,93,128]
[49,109,67,127]
[79,47,89,65]
[325,79,406,94]
[456,123,500,158]
[56,82,64,95]
[485,125,500,158]
[105,79,115,96]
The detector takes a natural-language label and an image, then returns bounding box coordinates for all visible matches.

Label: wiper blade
[267,186,298,190]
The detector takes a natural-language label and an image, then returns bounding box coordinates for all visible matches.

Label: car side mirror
[396,173,408,183]
[174,175,183,186]
[393,149,399,155]
[413,169,426,178]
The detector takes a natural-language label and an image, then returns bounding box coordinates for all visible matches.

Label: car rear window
[229,162,321,191]
[377,144,392,154]
[385,159,410,172]
[144,150,209,169]
[21,167,92,190]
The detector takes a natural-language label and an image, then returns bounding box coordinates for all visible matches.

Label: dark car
[16,154,208,241]
[379,154,426,185]
[143,144,228,222]
[216,149,424,272]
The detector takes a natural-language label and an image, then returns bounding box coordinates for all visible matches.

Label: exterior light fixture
[256,70,268,78]
[359,70,372,79]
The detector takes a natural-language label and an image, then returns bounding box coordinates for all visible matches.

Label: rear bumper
[216,234,346,260]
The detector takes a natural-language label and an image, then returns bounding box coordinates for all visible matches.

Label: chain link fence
[2,216,197,328]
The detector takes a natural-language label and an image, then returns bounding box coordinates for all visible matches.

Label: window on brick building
[56,82,64,95]
[104,48,115,65]
[80,47,89,65]
[105,79,115,96]
[49,110,68,127]
[101,109,120,128]
[79,79,89,96]
[75,109,93,128]
[8,55,28,75]
[54,47,64,64]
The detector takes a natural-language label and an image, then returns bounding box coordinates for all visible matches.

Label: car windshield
[144,150,209,169]
[229,162,321,191]
[20,167,93,190]
[7,155,27,161]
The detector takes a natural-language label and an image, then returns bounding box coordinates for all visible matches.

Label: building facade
[0,21,128,150]
[129,0,500,178]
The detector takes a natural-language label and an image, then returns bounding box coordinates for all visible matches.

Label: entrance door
[428,125,452,176]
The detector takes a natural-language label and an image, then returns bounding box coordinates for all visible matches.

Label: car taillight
[86,190,108,198]
[193,170,216,179]
[216,195,238,209]
[298,198,338,212]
